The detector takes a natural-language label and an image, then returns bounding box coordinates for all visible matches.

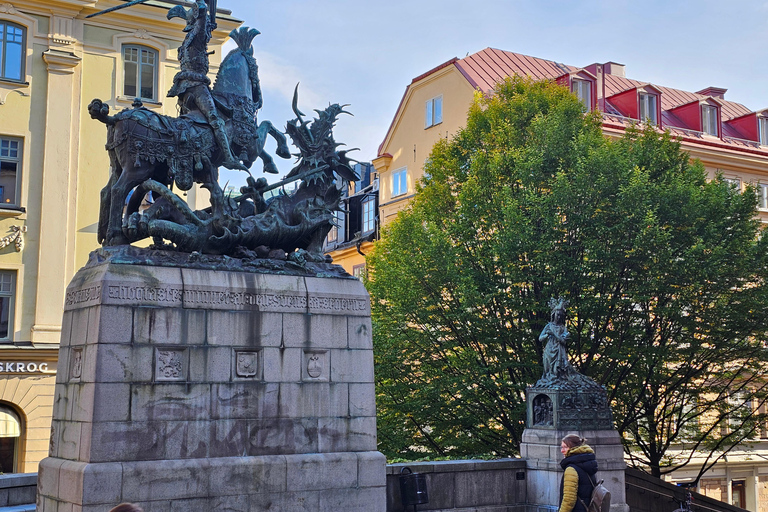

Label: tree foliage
[367,77,768,479]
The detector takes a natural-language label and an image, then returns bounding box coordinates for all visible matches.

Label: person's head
[109,504,143,512]
[560,434,585,456]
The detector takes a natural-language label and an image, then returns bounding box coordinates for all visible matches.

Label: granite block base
[36,263,385,511]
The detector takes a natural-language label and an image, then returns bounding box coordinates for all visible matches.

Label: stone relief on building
[156,350,184,381]
[70,348,82,380]
[87,0,358,267]
[235,351,258,378]
[303,350,327,381]
[0,225,26,252]
[532,394,553,426]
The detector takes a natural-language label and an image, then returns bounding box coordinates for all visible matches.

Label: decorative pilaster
[32,49,82,343]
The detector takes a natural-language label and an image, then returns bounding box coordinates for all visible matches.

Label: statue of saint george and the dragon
[85,0,358,275]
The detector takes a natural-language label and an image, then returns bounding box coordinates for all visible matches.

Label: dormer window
[571,79,592,111]
[701,104,719,136]
[639,93,657,125]
[759,117,768,146]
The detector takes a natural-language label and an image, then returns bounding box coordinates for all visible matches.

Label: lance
[86,0,152,18]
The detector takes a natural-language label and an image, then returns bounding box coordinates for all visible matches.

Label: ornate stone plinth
[36,261,385,511]
[522,383,627,512]
[526,385,614,431]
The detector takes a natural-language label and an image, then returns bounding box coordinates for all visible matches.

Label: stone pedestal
[36,262,386,511]
[520,428,629,512]
[522,384,628,512]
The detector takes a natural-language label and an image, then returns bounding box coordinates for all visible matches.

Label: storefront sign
[0,362,51,374]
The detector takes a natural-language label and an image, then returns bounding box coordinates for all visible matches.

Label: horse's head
[212,27,262,112]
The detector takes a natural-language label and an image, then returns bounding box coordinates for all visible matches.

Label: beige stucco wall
[375,65,476,224]
[0,0,240,473]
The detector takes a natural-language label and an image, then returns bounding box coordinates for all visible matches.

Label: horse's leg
[249,122,286,174]
[107,164,147,246]
[204,165,226,219]
[260,151,279,175]
[264,121,290,159]
[98,157,120,245]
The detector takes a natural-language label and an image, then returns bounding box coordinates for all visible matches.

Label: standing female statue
[540,298,572,384]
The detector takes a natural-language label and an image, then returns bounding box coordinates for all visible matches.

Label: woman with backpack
[559,434,599,512]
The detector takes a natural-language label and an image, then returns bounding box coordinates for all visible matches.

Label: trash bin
[398,466,429,511]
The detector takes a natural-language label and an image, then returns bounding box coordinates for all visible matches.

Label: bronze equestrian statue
[87,0,357,261]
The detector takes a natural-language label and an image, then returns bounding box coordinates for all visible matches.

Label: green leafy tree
[367,77,768,479]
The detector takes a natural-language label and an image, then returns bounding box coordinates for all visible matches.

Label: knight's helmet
[212,27,262,116]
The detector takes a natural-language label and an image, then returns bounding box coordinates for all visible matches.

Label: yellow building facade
[373,49,768,512]
[0,0,239,473]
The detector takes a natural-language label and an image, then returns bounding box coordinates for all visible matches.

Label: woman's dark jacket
[559,445,598,512]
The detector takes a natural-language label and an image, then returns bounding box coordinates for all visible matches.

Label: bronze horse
[89,28,288,246]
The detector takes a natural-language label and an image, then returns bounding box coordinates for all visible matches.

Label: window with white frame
[0,137,21,207]
[0,21,25,82]
[758,183,768,210]
[571,79,592,111]
[639,93,657,125]
[123,45,158,101]
[701,104,719,136]
[0,271,14,341]
[723,177,741,190]
[352,264,366,281]
[392,168,407,197]
[362,196,375,234]
[759,117,768,146]
[425,96,443,128]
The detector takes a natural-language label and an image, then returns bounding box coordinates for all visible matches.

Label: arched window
[0,21,25,81]
[0,406,21,473]
[122,44,158,101]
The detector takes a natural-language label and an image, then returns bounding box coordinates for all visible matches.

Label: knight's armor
[167,0,244,170]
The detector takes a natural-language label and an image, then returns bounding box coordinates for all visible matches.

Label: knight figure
[167,0,245,170]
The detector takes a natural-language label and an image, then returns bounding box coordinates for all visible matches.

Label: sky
[215,0,768,188]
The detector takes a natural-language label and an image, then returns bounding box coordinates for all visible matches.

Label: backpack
[578,474,611,512]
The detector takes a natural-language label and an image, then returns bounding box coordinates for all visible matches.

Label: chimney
[603,62,625,77]
[696,86,727,100]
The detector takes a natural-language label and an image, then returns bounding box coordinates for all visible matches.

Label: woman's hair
[561,434,586,449]
[109,504,144,512]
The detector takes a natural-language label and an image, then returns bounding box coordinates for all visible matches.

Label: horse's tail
[88,99,117,126]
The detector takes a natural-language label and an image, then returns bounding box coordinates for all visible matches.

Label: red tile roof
[378,48,766,157]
